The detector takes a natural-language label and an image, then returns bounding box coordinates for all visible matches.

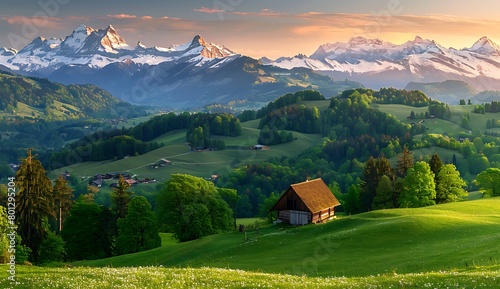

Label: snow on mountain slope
[0,24,237,71]
[263,36,500,90]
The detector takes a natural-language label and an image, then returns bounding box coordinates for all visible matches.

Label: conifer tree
[53,175,74,232]
[15,149,54,262]
[429,153,443,189]
[111,175,132,219]
[360,156,378,211]
[397,145,414,178]
[372,175,394,210]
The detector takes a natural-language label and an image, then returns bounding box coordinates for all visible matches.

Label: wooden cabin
[271,178,340,225]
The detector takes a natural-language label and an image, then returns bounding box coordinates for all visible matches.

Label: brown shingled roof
[288,178,340,213]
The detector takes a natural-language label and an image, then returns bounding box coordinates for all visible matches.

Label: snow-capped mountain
[0,24,360,108]
[2,24,237,72]
[263,36,500,91]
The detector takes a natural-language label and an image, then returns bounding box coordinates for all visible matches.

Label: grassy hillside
[74,198,500,278]
[0,71,143,121]
[373,103,500,135]
[50,118,323,184]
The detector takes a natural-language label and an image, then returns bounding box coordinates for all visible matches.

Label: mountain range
[1,25,500,107]
[0,25,360,109]
[262,36,500,92]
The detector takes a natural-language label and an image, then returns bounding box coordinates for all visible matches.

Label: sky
[1,0,500,59]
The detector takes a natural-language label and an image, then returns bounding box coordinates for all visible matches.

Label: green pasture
[73,198,500,278]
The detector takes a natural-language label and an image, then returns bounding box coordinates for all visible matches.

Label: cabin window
[287,199,297,210]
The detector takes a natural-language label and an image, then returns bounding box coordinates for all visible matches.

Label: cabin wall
[311,207,336,223]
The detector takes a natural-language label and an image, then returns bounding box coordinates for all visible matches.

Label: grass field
[50,116,324,185]
[2,265,499,288]
[72,198,500,278]
[3,198,500,288]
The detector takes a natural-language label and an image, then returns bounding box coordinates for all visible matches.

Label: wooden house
[271,178,340,225]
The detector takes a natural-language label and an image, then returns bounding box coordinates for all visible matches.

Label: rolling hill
[0,70,144,121]
[73,198,500,277]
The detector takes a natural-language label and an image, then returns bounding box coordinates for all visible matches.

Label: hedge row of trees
[473,101,500,114]
[340,88,430,107]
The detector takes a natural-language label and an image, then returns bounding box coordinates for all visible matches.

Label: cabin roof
[272,178,340,213]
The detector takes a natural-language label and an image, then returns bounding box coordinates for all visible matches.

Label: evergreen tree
[53,175,74,232]
[399,161,436,208]
[397,145,414,178]
[435,164,467,203]
[372,175,394,210]
[111,175,132,219]
[429,153,443,189]
[360,156,378,211]
[15,149,54,262]
[376,156,394,181]
[116,196,161,255]
[342,184,361,214]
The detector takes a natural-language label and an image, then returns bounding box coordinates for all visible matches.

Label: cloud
[232,8,285,17]
[107,14,137,19]
[193,7,225,14]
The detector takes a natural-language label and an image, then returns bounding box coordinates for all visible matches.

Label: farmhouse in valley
[271,178,340,225]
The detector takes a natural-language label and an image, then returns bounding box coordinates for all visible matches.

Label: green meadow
[2,198,500,288]
[50,117,324,184]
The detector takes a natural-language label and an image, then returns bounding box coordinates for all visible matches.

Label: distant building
[252,144,269,150]
[271,178,340,225]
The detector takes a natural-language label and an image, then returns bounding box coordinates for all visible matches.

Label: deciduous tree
[474,168,500,196]
[435,164,467,203]
[156,174,233,242]
[399,161,436,208]
[116,196,160,255]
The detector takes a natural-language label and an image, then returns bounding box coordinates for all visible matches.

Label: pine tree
[360,156,378,211]
[372,175,394,210]
[397,145,414,178]
[111,175,132,219]
[429,153,443,189]
[15,149,54,262]
[53,175,74,232]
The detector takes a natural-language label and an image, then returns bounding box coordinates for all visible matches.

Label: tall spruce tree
[360,156,378,211]
[372,175,394,210]
[53,175,74,232]
[111,175,132,219]
[15,149,54,262]
[429,153,443,190]
[397,145,414,178]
